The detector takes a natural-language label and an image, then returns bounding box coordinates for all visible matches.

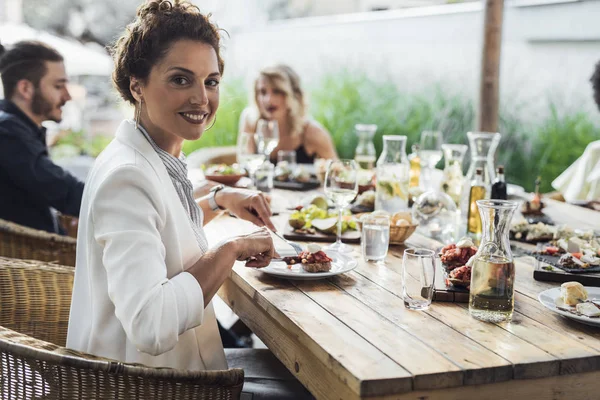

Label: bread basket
[356,212,418,245]
[388,223,418,245]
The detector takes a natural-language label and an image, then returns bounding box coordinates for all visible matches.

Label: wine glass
[419,130,443,191]
[255,119,279,159]
[236,132,265,188]
[324,159,359,253]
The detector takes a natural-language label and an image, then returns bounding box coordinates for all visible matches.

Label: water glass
[277,150,297,166]
[402,248,436,310]
[255,162,274,193]
[361,214,390,262]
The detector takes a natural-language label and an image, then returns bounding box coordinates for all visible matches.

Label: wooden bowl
[204,174,243,186]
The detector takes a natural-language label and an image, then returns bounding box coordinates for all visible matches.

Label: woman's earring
[205,115,217,131]
[135,100,142,130]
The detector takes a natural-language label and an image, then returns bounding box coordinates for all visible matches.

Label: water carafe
[466,132,501,190]
[354,124,377,170]
[468,200,519,323]
[441,144,468,207]
[375,135,409,213]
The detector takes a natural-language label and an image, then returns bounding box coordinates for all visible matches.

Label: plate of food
[203,163,245,185]
[273,162,320,191]
[538,282,600,327]
[260,244,357,280]
[439,237,479,290]
[284,196,360,243]
[533,236,600,273]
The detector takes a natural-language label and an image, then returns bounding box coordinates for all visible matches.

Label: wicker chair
[0,257,244,399]
[0,218,77,267]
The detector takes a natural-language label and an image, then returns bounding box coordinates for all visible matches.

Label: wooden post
[478,0,504,133]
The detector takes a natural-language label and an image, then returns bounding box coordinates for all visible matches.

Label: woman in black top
[239,65,337,164]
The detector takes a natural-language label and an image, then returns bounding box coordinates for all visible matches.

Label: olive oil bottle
[467,168,486,236]
[408,144,421,188]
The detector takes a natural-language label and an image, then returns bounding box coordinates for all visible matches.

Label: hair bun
[138,0,174,19]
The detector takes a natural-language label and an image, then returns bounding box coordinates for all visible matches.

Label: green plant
[178,71,598,193]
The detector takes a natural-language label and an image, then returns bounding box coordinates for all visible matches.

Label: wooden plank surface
[210,189,600,399]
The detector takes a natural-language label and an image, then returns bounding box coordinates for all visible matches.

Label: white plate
[259,251,357,280]
[538,287,600,327]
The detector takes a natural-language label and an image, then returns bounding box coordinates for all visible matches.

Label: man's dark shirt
[0,100,84,233]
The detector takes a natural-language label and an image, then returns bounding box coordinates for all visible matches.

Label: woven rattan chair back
[0,257,73,346]
[0,257,244,399]
[0,218,77,267]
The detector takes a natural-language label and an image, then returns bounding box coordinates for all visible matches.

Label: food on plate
[282,244,333,273]
[560,282,588,306]
[292,166,311,183]
[202,163,244,176]
[440,237,478,270]
[575,302,600,317]
[446,265,471,289]
[287,204,357,235]
[510,220,554,242]
[521,199,545,215]
[355,190,375,209]
[274,161,293,181]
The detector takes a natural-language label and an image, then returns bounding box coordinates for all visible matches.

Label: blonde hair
[254,65,307,137]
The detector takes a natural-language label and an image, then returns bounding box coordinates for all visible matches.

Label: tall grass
[182,71,598,193]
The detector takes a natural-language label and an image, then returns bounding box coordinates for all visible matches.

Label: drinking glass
[255,162,274,193]
[361,214,390,262]
[402,248,436,310]
[419,131,443,191]
[324,159,358,253]
[256,119,279,159]
[237,132,265,188]
[277,150,297,173]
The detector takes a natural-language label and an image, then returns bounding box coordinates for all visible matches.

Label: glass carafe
[441,144,468,207]
[354,124,377,170]
[468,199,518,323]
[375,135,409,213]
[466,132,501,190]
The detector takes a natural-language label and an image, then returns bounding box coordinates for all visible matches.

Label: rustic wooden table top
[209,190,600,400]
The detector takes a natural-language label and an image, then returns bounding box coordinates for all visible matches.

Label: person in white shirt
[67,1,313,398]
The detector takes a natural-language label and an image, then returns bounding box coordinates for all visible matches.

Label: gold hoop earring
[205,115,217,131]
[135,100,142,130]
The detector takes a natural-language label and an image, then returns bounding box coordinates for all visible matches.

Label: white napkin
[552,140,600,202]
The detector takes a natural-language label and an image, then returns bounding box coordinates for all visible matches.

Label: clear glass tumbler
[402,248,436,310]
[361,214,390,262]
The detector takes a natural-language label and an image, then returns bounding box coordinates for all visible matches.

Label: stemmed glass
[324,159,359,253]
[419,130,443,191]
[255,119,279,160]
[236,132,265,188]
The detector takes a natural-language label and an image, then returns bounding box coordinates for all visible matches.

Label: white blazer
[67,120,227,371]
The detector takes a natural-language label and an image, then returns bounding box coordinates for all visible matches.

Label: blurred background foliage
[181,71,598,193]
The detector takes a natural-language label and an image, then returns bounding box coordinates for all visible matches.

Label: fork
[270,229,304,255]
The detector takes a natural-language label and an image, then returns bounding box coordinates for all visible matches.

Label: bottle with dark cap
[491,165,507,200]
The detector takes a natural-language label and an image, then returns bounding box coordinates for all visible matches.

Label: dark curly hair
[591,60,600,112]
[0,41,63,99]
[111,0,224,105]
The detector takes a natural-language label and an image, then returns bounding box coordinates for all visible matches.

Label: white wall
[222,0,600,119]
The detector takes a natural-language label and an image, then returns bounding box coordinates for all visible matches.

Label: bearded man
[0,41,84,233]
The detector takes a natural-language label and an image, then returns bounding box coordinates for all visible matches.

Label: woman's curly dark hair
[111,0,224,105]
[591,61,600,112]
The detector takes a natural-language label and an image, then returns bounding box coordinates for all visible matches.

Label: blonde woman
[240,65,337,164]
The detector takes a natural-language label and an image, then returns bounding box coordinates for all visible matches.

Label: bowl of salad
[203,164,245,185]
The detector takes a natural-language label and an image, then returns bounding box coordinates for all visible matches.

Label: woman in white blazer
[67,3,315,398]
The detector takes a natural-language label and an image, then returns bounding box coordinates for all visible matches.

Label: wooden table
[209,191,600,400]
